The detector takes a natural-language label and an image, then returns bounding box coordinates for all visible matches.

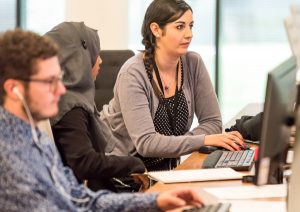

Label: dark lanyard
[152,59,180,133]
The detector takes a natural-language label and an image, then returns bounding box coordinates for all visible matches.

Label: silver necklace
[159,62,180,93]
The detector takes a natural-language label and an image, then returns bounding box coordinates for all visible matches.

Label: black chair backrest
[94,49,135,111]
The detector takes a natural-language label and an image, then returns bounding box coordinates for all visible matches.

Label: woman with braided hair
[100,0,245,171]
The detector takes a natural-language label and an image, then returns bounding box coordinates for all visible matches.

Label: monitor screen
[254,56,297,185]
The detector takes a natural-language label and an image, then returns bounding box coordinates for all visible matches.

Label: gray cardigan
[100,51,222,157]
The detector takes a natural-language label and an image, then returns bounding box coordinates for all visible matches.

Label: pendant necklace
[162,79,170,92]
[154,61,179,94]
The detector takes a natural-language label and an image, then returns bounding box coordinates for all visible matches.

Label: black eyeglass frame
[14,71,64,93]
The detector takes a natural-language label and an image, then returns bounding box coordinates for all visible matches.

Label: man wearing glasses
[0,29,202,211]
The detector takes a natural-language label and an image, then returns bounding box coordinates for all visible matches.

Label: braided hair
[141,0,192,78]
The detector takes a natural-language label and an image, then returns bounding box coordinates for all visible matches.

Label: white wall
[65,0,129,49]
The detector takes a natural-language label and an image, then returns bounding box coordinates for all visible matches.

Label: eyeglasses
[15,71,64,93]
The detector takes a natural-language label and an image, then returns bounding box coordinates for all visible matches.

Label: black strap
[152,59,180,132]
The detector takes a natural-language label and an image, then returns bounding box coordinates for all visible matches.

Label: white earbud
[13,86,24,101]
[12,86,39,145]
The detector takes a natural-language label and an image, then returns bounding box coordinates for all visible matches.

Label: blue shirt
[0,106,159,211]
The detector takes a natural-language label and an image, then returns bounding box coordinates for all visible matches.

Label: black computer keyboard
[183,203,231,212]
[202,149,254,171]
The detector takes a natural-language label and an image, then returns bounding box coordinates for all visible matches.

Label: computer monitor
[254,56,297,186]
[287,107,300,212]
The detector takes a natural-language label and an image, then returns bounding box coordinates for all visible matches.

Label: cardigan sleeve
[184,52,222,136]
[51,107,145,180]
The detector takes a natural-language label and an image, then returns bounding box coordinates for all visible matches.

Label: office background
[1,0,299,123]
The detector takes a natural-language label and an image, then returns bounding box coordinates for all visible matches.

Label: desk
[147,150,286,211]
[147,151,249,193]
[147,103,286,211]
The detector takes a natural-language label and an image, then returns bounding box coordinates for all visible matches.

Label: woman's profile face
[92,56,103,80]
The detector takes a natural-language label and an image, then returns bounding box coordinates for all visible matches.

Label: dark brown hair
[0,28,58,105]
[141,0,192,77]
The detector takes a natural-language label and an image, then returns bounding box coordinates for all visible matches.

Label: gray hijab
[45,22,100,125]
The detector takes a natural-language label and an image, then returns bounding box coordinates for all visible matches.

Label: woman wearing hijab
[46,22,146,192]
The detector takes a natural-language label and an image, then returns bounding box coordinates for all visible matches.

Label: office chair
[94,49,135,111]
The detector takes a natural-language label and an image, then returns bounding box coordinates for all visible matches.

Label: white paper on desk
[147,168,244,183]
[224,200,286,212]
[204,184,287,200]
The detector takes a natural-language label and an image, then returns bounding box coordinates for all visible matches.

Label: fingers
[157,188,204,211]
[227,131,244,145]
[172,188,203,206]
[212,134,240,151]
[204,133,244,151]
[156,191,186,211]
[228,130,243,139]
[185,190,203,206]
[167,194,187,207]
[226,131,246,151]
[220,138,236,151]
[132,175,150,192]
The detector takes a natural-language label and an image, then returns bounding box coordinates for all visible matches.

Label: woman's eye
[176,25,184,30]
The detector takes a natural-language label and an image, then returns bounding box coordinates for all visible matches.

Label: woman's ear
[150,22,161,38]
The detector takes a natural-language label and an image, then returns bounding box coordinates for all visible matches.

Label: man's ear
[3,79,24,101]
[150,22,162,38]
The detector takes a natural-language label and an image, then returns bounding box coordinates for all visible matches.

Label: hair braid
[142,36,155,79]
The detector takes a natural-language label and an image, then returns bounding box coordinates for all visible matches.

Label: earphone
[12,86,24,101]
[12,86,38,143]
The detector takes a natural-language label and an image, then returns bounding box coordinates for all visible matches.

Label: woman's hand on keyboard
[204,131,245,151]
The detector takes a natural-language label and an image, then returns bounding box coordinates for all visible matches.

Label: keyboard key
[182,203,231,212]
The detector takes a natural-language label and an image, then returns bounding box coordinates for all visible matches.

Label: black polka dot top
[139,62,189,171]
[153,78,188,136]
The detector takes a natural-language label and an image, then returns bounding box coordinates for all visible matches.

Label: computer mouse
[198,146,226,154]
[198,146,219,154]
